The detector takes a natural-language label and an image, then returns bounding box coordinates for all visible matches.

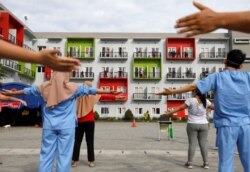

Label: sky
[1,0,250,33]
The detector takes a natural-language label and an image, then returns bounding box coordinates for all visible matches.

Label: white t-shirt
[185,98,211,124]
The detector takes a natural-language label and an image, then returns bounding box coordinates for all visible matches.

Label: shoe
[71,161,77,167]
[185,162,193,169]
[203,162,209,169]
[88,162,95,167]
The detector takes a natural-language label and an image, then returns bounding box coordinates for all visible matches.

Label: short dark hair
[226,49,246,69]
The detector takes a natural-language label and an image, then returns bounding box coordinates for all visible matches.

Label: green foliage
[143,111,150,121]
[123,109,134,121]
[94,111,100,120]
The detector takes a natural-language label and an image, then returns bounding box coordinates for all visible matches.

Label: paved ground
[0,122,243,172]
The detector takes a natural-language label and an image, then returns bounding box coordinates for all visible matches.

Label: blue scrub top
[24,85,96,130]
[196,70,250,127]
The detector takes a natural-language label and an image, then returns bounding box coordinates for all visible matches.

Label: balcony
[0,59,21,72]
[70,71,94,80]
[100,52,128,60]
[20,68,35,79]
[134,72,161,80]
[199,52,226,60]
[167,52,194,60]
[166,72,196,81]
[67,51,94,60]
[23,44,34,51]
[100,72,128,79]
[132,93,161,101]
[167,93,192,101]
[133,52,161,59]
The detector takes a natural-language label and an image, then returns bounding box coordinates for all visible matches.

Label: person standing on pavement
[157,49,250,172]
[72,82,125,168]
[164,89,212,169]
[2,71,118,172]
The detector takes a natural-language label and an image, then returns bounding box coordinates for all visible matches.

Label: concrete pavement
[0,122,243,172]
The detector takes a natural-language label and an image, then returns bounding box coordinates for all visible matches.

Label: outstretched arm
[164,104,187,116]
[1,90,25,96]
[96,89,122,95]
[156,83,196,96]
[175,1,250,37]
[0,94,27,106]
[0,40,80,71]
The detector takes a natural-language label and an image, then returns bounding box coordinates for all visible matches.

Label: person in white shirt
[164,89,213,169]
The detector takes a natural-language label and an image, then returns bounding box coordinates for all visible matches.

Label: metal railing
[199,52,226,59]
[100,72,128,78]
[67,51,94,59]
[0,59,21,72]
[134,72,161,79]
[167,52,194,59]
[100,52,128,58]
[132,93,161,100]
[166,72,196,79]
[133,52,161,58]
[71,71,94,79]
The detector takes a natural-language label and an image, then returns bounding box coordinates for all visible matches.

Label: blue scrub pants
[38,128,75,172]
[216,124,250,172]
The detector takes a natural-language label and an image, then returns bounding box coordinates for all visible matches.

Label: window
[101,107,109,115]
[38,46,46,51]
[118,107,126,115]
[135,108,143,115]
[184,47,193,58]
[117,86,126,93]
[100,86,110,91]
[152,108,160,115]
[168,47,176,58]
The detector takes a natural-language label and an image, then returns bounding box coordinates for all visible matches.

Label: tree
[123,109,134,121]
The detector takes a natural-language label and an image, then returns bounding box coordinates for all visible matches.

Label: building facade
[1,3,250,121]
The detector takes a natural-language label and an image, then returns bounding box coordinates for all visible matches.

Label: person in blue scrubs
[157,49,250,172]
[3,72,116,172]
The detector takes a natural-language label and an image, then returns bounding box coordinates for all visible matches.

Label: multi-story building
[1,3,250,122]
[0,4,36,85]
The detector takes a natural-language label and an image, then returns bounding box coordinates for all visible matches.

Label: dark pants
[72,122,95,162]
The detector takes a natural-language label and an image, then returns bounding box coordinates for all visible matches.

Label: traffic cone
[131,118,136,128]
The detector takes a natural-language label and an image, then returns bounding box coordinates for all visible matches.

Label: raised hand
[175,1,218,37]
[37,49,81,72]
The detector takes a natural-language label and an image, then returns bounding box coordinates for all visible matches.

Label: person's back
[185,97,209,124]
[203,70,250,127]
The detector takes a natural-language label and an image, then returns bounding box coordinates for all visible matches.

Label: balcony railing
[22,68,35,78]
[167,52,194,60]
[100,72,128,79]
[70,71,94,79]
[0,59,21,72]
[23,44,34,51]
[199,52,226,60]
[100,52,128,59]
[67,51,94,59]
[133,52,161,58]
[167,93,193,100]
[166,72,196,80]
[132,93,161,101]
[134,72,161,79]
